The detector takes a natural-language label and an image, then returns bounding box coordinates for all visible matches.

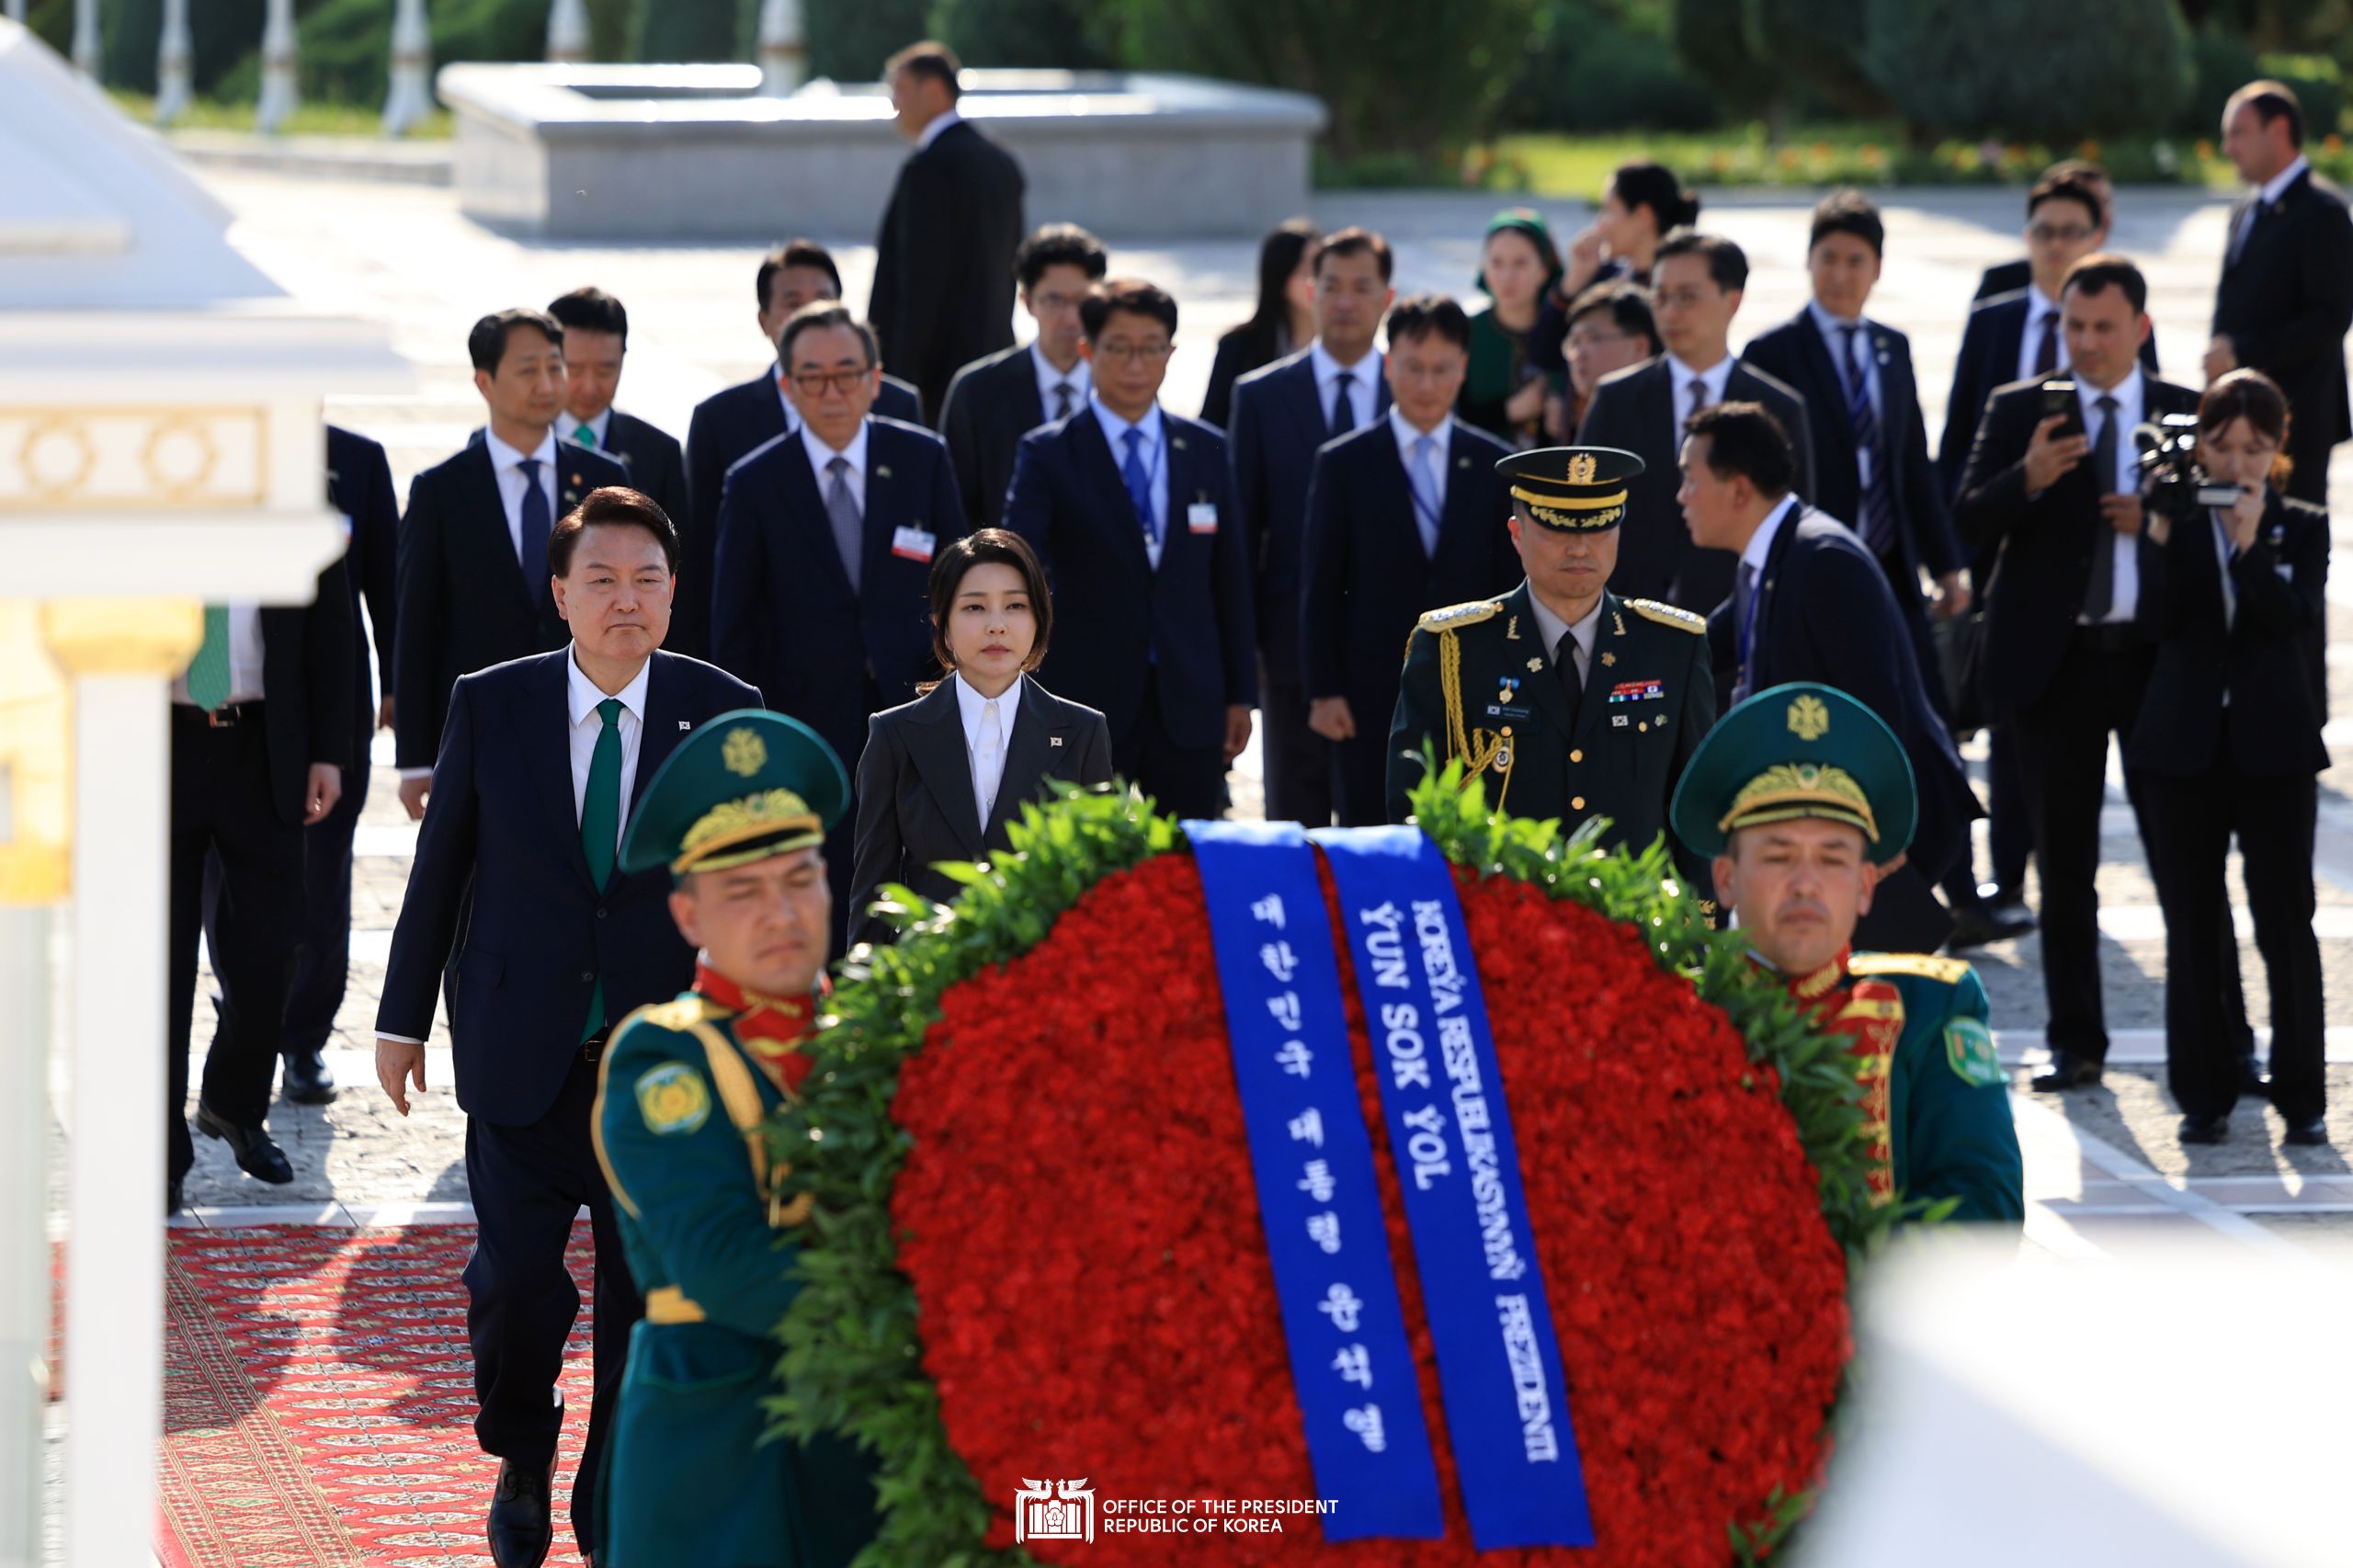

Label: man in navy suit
[1004,278,1257,820]
[1971,160,2112,303]
[547,287,688,548]
[273,426,401,1108]
[711,302,967,941]
[681,243,924,658]
[1300,294,1516,826]
[1576,230,1814,614]
[938,222,1108,528]
[394,310,629,819]
[1682,402,1976,953]
[376,492,758,1568]
[1230,227,1394,824]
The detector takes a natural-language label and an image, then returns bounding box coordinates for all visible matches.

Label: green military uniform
[1670,683,2024,1225]
[591,710,879,1567]
[1385,447,1716,890]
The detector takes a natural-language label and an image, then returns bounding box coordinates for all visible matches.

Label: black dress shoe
[2030,1051,2102,1092]
[1982,896,2035,935]
[193,1101,295,1184]
[487,1460,553,1568]
[2178,1113,2230,1145]
[1943,903,2006,951]
[281,1048,338,1106]
[2284,1117,2331,1147]
[167,1177,183,1217]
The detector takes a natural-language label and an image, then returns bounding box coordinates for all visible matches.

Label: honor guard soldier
[592,710,879,1567]
[1670,682,2024,1224]
[1386,445,1716,889]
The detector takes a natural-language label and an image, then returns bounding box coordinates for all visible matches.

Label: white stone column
[382,0,432,137]
[69,0,98,78]
[757,0,805,96]
[153,0,193,126]
[545,0,589,64]
[256,0,300,134]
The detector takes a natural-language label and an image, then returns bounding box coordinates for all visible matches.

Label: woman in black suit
[2131,369,2331,1148]
[1199,218,1320,430]
[848,528,1113,946]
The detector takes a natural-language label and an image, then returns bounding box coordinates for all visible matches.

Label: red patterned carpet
[160,1224,597,1568]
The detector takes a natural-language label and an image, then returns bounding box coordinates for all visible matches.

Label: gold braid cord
[1438,631,1509,804]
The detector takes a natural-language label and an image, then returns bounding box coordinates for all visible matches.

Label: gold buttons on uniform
[1571,795,1586,811]
[1569,748,1583,764]
[1638,722,1648,733]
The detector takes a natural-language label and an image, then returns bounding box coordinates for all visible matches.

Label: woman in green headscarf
[1459,207,1565,450]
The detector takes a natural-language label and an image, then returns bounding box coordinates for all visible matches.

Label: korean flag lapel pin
[875,465,892,481]
[1050,735,1063,748]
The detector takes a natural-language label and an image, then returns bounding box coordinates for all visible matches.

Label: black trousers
[280,714,370,1051]
[1257,663,1332,826]
[2141,764,2325,1124]
[1331,722,1391,829]
[1113,671,1229,822]
[463,1050,642,1554]
[168,705,305,1184]
[2010,633,2153,1063]
[1985,720,2032,894]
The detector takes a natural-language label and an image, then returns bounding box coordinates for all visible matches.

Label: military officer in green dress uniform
[591,710,880,1567]
[1386,445,1717,889]
[1670,681,2024,1224]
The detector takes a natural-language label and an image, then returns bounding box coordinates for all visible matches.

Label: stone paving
[151,170,2353,1258]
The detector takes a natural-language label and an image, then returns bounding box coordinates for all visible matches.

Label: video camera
[2135,412,2246,528]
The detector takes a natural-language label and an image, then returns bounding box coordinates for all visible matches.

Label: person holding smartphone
[2130,369,2330,1148]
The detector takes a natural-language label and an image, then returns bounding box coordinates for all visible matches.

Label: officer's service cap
[620,710,849,878]
[1668,683,1916,865]
[1496,445,1643,531]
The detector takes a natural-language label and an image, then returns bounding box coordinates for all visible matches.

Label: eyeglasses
[2027,223,2096,244]
[1092,341,1173,365]
[1566,329,1636,353]
[1030,290,1087,313]
[790,368,874,395]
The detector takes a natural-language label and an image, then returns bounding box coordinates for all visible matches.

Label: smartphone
[2040,379,2080,440]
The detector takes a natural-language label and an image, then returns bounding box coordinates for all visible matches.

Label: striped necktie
[1839,324,1896,558]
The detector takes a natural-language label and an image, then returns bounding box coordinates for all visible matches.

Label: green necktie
[580,696,622,1040]
[573,421,597,449]
[186,606,233,711]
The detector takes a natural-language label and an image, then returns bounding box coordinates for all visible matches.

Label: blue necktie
[1839,325,1896,558]
[517,456,553,611]
[1121,426,1157,550]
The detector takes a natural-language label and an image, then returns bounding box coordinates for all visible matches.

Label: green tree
[632,0,744,62]
[932,0,1117,71]
[804,0,927,82]
[1670,0,1883,130]
[1864,0,2194,142]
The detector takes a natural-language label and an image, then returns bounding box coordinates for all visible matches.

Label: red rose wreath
[767,771,1894,1567]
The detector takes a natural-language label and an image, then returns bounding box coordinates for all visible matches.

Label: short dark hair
[1684,402,1796,498]
[468,309,563,374]
[549,486,680,577]
[1808,189,1884,258]
[1313,226,1394,283]
[757,240,842,312]
[927,528,1053,674]
[2230,78,2306,149]
[1608,161,1700,234]
[2027,172,2104,226]
[2061,253,2148,314]
[885,40,961,100]
[1015,223,1108,291]
[779,301,879,369]
[1382,293,1472,353]
[1080,278,1178,342]
[1654,228,1747,293]
[1563,280,1659,356]
[2198,368,2294,482]
[546,286,629,349]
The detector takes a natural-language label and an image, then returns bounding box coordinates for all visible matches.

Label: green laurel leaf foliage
[762,768,1904,1566]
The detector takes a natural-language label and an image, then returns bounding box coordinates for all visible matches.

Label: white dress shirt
[172,605,267,707]
[2016,289,2071,383]
[800,417,870,506]
[1031,342,1090,422]
[560,408,615,450]
[1525,590,1604,689]
[482,426,562,567]
[1090,395,1170,569]
[1664,352,1736,447]
[2076,371,2145,624]
[915,107,962,152]
[1809,301,1882,489]
[1739,494,1802,587]
[1391,404,1450,556]
[1311,341,1380,432]
[954,671,1022,833]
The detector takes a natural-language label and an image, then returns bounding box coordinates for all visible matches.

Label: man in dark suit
[870,40,1026,421]
[1300,294,1516,826]
[1683,402,1976,952]
[1003,278,1257,820]
[1230,226,1395,825]
[547,286,688,548]
[1971,159,2113,303]
[938,223,1108,528]
[710,302,967,942]
[1576,229,1813,613]
[375,493,757,1568]
[680,243,923,658]
[168,554,355,1212]
[1955,256,2200,1095]
[394,310,629,819]
[273,427,399,1108]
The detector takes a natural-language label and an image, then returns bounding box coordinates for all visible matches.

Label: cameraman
[2130,369,2329,1147]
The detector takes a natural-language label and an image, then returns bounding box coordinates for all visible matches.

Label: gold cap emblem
[722,726,768,777]
[1788,694,1830,741]
[1567,453,1597,483]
